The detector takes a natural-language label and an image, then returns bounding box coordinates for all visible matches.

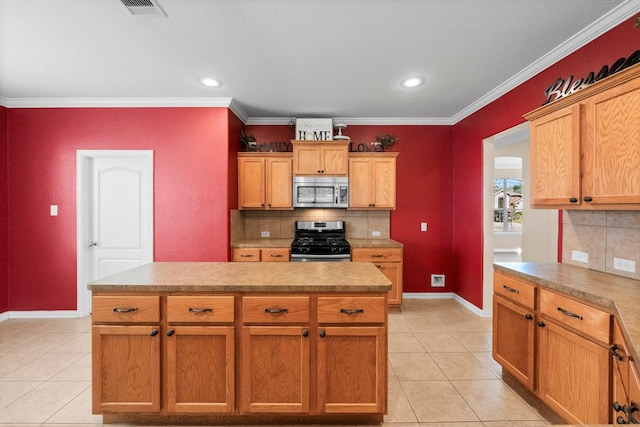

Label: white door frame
[76,150,154,317]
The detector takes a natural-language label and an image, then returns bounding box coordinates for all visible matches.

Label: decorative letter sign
[295,118,333,141]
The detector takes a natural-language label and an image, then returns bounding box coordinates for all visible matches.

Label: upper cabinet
[238,153,293,210]
[525,64,640,209]
[349,153,398,210]
[292,140,349,176]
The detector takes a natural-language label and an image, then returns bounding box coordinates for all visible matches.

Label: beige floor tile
[482,421,550,426]
[49,353,92,381]
[388,314,411,332]
[450,331,493,352]
[0,381,89,423]
[2,352,85,381]
[388,332,426,353]
[388,352,446,381]
[50,332,91,354]
[471,351,503,378]
[413,331,468,353]
[401,380,479,423]
[384,379,418,423]
[430,352,498,380]
[45,385,103,424]
[451,379,542,421]
[0,380,41,410]
[0,352,42,378]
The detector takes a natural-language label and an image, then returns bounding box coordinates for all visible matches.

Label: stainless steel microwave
[293,176,348,208]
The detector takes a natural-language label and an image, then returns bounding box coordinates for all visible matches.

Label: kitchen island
[88,262,391,425]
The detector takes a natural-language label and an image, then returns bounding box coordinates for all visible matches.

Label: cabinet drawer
[318,296,385,324]
[242,296,310,324]
[233,248,260,262]
[92,295,160,323]
[351,248,402,262]
[539,289,611,343]
[493,272,536,309]
[261,248,290,262]
[167,295,235,323]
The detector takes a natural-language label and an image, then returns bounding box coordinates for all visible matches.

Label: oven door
[290,253,351,262]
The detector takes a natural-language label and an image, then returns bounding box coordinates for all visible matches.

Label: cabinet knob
[583,196,593,202]
[524,313,533,320]
[150,329,159,336]
[536,321,545,327]
[610,344,624,361]
[319,330,326,338]
[302,329,309,337]
[167,329,175,337]
[613,401,624,412]
[569,197,578,203]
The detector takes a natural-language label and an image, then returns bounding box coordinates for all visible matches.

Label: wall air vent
[119,0,167,17]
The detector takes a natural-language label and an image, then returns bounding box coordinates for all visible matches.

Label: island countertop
[88,261,392,293]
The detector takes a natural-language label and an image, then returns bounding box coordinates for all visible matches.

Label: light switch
[50,205,58,216]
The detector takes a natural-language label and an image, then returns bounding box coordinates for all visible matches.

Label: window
[494,177,522,232]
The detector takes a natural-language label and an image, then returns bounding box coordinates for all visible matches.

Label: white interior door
[77,150,153,317]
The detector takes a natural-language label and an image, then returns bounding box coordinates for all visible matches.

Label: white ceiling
[1,0,638,124]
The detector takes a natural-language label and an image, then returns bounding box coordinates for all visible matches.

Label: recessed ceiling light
[401,77,423,88]
[200,77,221,87]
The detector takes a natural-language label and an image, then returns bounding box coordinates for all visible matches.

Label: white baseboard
[0,310,80,321]
[403,292,492,318]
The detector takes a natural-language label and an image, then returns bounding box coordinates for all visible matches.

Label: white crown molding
[228,98,249,123]
[245,116,454,126]
[0,96,8,108]
[4,97,235,109]
[451,0,640,123]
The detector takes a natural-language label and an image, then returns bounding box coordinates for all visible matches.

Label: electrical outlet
[431,274,445,287]
[260,231,270,238]
[372,231,381,237]
[613,257,636,273]
[571,250,589,263]
[421,222,427,232]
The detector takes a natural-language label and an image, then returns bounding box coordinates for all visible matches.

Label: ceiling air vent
[119,0,167,17]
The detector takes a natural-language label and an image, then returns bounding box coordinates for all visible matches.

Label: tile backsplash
[230,209,390,241]
[562,210,640,280]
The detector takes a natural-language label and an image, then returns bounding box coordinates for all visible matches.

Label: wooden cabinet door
[375,262,402,306]
[492,295,535,390]
[537,319,610,424]
[238,157,266,208]
[529,104,582,206]
[583,76,640,205]
[241,326,310,413]
[317,326,386,414]
[293,143,322,175]
[320,145,348,175]
[265,157,292,208]
[92,325,161,413]
[348,157,373,208]
[370,157,396,208]
[165,326,234,413]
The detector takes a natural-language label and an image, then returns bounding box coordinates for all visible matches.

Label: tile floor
[0,298,566,426]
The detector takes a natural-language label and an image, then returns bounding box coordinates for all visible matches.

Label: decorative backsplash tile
[562,210,640,280]
[231,209,390,241]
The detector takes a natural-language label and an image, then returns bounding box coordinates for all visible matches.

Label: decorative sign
[295,118,333,141]
[543,48,640,105]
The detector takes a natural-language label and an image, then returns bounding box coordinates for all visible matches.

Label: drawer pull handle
[610,344,624,361]
[189,307,213,313]
[270,254,283,258]
[502,285,518,293]
[264,308,288,314]
[340,308,365,315]
[371,254,384,258]
[240,254,254,258]
[557,307,583,320]
[113,307,138,313]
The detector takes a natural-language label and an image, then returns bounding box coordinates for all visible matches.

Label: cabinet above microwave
[291,140,349,176]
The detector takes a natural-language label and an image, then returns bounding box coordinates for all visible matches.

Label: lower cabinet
[351,248,403,307]
[92,291,388,421]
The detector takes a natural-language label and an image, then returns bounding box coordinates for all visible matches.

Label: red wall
[6,107,232,311]
[451,15,640,308]
[0,106,7,313]
[245,124,456,294]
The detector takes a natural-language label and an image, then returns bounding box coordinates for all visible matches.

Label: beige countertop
[231,238,403,248]
[88,262,391,293]
[494,262,640,361]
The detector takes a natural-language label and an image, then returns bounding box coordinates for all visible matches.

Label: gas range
[290,221,350,262]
